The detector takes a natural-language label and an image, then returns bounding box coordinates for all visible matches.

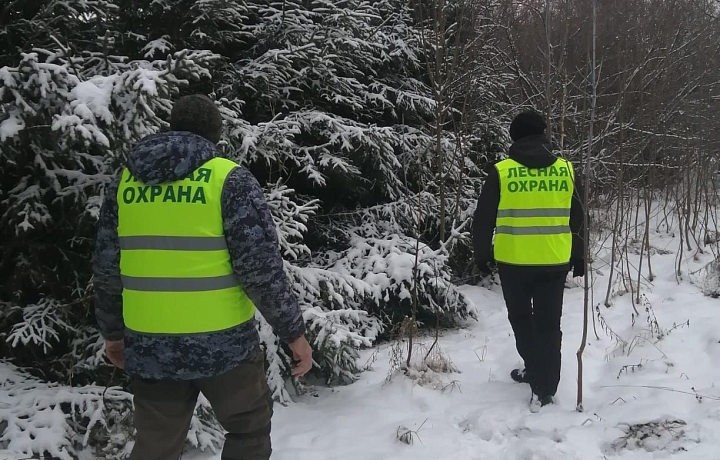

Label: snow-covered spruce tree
[408,0,513,277]
[214,0,492,385]
[0,2,220,458]
[107,0,495,393]
[1,0,510,457]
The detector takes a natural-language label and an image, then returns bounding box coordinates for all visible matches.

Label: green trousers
[130,352,273,460]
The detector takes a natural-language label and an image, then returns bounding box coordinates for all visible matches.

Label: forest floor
[189,228,720,460]
[2,228,719,460]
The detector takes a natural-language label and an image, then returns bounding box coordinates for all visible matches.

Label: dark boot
[529,392,555,413]
[511,368,530,384]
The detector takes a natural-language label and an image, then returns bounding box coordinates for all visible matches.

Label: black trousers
[499,269,566,397]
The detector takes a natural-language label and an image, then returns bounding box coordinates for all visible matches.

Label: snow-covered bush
[325,234,476,326]
[0,363,134,460]
[610,419,696,454]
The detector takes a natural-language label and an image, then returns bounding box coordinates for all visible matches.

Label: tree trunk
[577,0,596,413]
[545,0,553,142]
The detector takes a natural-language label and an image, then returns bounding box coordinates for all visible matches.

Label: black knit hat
[170,95,223,144]
[509,110,546,141]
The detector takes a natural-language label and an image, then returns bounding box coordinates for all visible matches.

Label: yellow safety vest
[494,158,574,266]
[116,157,255,334]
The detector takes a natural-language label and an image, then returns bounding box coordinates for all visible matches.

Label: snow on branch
[6,299,76,354]
[0,363,133,460]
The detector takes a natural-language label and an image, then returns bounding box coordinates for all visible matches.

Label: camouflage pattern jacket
[93,132,305,380]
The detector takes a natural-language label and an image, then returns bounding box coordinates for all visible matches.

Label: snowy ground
[188,230,720,460]
[2,230,719,460]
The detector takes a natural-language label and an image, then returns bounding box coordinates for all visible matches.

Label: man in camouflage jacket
[94,95,312,460]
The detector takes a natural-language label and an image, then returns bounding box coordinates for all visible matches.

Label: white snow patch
[3,223,720,460]
[0,111,24,141]
[71,79,116,125]
[185,230,720,460]
[142,36,173,59]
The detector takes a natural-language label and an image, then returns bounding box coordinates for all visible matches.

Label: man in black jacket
[473,110,585,410]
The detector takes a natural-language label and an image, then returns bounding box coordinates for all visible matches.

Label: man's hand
[105,339,125,369]
[572,258,586,278]
[288,335,313,378]
[476,259,494,278]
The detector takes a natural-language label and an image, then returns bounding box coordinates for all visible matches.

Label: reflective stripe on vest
[119,235,228,251]
[116,157,256,334]
[494,158,574,266]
